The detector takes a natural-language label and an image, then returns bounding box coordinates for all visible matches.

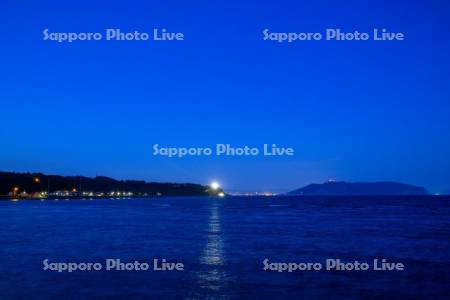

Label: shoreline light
[210,181,220,190]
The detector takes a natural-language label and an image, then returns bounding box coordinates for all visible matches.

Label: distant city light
[210,181,220,190]
[218,192,225,197]
[34,177,40,183]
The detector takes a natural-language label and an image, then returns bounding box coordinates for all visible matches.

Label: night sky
[1,0,450,193]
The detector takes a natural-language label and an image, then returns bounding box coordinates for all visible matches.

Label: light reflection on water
[196,203,231,298]
[200,205,224,266]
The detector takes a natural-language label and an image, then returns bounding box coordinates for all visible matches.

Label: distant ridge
[288,181,428,196]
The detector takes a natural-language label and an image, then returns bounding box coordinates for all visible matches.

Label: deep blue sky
[1,0,450,193]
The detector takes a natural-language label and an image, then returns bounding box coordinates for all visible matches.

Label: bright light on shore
[218,192,225,197]
[210,181,220,190]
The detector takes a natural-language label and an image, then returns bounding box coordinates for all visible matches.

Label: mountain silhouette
[289,181,428,195]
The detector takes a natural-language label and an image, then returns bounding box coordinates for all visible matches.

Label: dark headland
[288,181,428,196]
[0,171,224,199]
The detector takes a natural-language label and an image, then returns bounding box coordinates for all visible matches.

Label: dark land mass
[289,181,428,196]
[0,171,222,197]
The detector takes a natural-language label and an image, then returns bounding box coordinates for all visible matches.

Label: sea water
[0,196,449,299]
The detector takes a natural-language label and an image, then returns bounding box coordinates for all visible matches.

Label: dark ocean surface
[0,196,449,299]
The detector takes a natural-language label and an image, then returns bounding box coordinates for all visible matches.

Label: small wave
[152,203,170,207]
